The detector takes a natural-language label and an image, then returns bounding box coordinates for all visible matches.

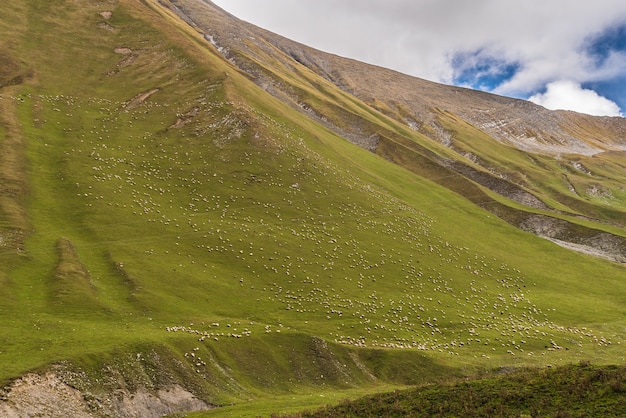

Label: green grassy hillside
[0,0,625,415]
[287,362,626,417]
[171,0,626,262]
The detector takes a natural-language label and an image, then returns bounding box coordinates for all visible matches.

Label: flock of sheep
[21,86,612,361]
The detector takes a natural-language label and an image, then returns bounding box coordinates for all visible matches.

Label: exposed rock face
[108,385,211,418]
[0,371,213,418]
[519,215,569,238]
[0,373,92,418]
[519,214,626,263]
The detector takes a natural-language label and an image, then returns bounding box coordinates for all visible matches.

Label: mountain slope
[167,0,626,263]
[0,0,625,415]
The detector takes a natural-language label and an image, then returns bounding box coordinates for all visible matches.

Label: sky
[212,0,626,117]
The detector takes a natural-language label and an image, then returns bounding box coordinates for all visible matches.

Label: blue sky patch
[582,77,626,114]
[583,23,626,66]
[451,49,521,92]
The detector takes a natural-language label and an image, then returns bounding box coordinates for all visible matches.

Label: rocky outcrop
[0,367,213,418]
[519,214,626,263]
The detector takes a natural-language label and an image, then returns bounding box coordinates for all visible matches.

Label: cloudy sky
[212,0,626,117]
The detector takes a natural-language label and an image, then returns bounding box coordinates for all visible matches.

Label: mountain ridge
[164,0,626,262]
[174,0,626,156]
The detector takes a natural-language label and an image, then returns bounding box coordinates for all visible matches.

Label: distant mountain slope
[165,0,626,261]
[171,0,626,156]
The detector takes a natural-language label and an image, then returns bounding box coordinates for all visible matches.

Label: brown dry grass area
[0,52,24,88]
[0,86,30,252]
[54,238,93,286]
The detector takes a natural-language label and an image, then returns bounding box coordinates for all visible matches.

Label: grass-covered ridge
[0,0,625,414]
[287,362,626,417]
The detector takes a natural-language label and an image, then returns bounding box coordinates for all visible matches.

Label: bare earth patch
[0,371,213,418]
[122,88,160,110]
[547,238,626,264]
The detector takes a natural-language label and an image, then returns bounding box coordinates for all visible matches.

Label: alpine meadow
[1,1,626,416]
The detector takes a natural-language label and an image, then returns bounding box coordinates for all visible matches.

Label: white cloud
[528,80,623,116]
[213,1,626,80]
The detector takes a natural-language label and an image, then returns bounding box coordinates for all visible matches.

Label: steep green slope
[0,0,625,414]
[171,0,626,264]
